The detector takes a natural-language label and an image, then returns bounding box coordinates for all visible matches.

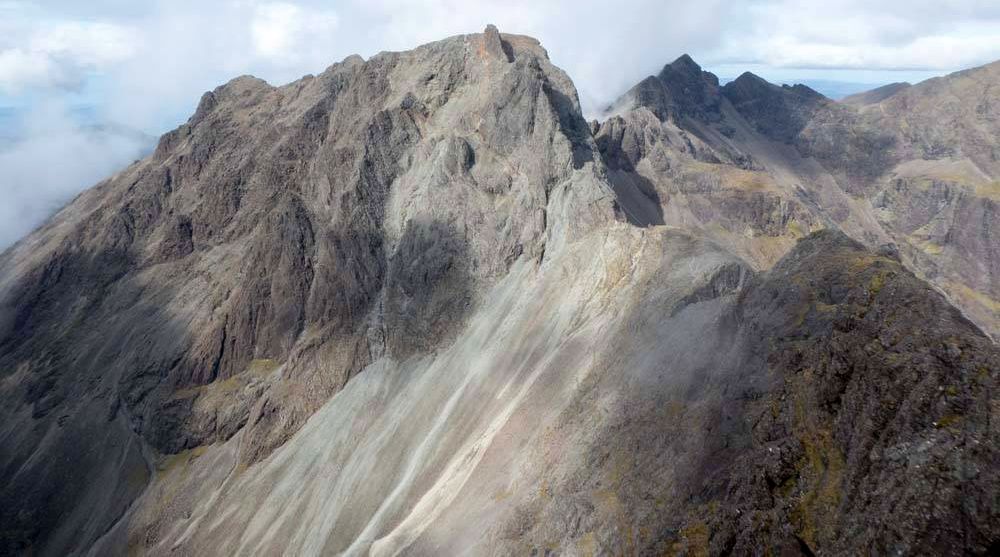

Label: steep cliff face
[595,56,828,269]
[665,231,999,556]
[0,27,997,557]
[596,56,1000,339]
[0,26,617,555]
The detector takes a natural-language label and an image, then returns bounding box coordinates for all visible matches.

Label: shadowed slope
[0,26,618,555]
[595,56,1000,339]
[0,29,996,557]
[113,228,998,556]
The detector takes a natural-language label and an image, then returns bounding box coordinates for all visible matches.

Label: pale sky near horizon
[1,0,999,248]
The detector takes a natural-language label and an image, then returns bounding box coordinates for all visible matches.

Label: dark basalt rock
[618,54,723,122]
[721,72,827,143]
[561,230,1000,556]
[668,230,1000,555]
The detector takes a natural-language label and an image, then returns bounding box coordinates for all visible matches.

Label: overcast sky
[1,0,999,248]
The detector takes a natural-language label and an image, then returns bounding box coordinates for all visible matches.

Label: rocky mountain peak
[482,23,513,62]
[720,71,829,143]
[0,26,998,557]
[722,72,826,105]
[722,71,775,100]
[662,53,702,75]
[0,26,626,555]
[611,53,721,122]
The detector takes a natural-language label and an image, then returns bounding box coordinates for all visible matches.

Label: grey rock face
[596,56,1000,339]
[0,27,996,557]
[612,54,723,122]
[0,26,617,555]
[840,81,911,106]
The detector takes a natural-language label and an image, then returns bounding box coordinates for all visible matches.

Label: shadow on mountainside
[491,230,999,555]
[0,209,481,555]
[0,244,188,556]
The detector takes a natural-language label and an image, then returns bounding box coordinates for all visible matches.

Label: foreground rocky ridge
[0,27,997,556]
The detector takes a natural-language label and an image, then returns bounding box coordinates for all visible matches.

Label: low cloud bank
[0,100,153,249]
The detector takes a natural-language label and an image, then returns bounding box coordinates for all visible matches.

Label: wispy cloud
[0,98,152,248]
[5,0,1000,126]
[0,14,136,94]
[251,2,340,63]
[709,0,1000,70]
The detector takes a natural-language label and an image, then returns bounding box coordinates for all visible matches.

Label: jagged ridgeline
[0,25,997,556]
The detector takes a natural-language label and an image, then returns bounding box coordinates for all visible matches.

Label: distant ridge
[840,81,911,105]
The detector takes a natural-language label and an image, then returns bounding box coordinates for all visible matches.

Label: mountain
[0,27,997,556]
[597,55,1000,340]
[840,82,911,106]
[716,78,903,102]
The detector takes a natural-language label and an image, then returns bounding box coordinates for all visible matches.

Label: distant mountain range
[718,77,901,100]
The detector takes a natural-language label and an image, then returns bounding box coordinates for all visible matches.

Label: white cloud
[7,1,1000,118]
[708,0,1000,70]
[251,2,339,64]
[0,99,151,248]
[0,18,137,94]
[744,30,1000,71]
[30,21,138,66]
[0,48,82,94]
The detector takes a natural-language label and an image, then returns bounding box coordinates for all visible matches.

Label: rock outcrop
[596,57,1000,339]
[0,27,997,557]
[0,27,616,555]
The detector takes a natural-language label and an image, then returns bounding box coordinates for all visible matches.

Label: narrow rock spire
[483,24,513,62]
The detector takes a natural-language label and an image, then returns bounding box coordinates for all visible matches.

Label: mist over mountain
[0,104,155,248]
[0,24,997,557]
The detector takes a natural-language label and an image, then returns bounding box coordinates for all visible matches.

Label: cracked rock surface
[0,27,997,557]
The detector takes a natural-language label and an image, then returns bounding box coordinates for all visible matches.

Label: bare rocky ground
[0,26,997,556]
[596,55,999,339]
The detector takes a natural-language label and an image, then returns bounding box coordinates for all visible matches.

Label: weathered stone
[0,28,996,557]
